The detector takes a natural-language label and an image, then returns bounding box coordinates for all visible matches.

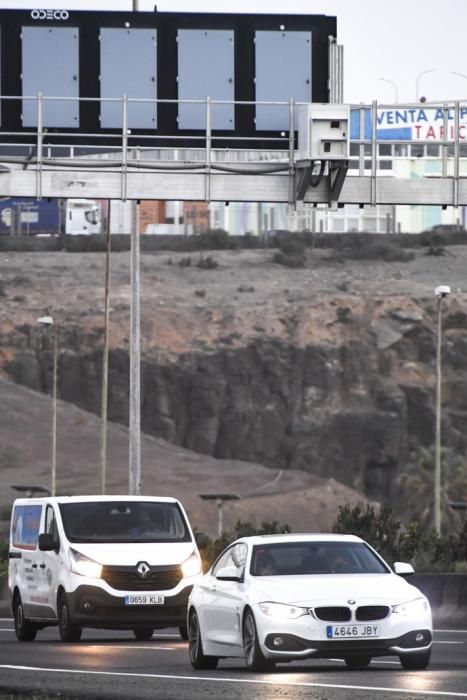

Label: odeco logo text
[30,9,70,21]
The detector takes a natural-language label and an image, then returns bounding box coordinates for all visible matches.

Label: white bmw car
[188,534,432,672]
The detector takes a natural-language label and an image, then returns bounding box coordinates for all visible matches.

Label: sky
[3,0,467,105]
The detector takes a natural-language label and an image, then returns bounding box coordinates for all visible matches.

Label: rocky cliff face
[1,247,467,511]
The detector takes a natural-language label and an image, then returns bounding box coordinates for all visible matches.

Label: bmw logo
[348,599,356,605]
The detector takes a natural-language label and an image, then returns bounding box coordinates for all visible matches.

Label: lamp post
[416,69,436,101]
[434,285,451,535]
[100,220,111,495]
[379,77,399,103]
[37,315,58,497]
[199,493,241,537]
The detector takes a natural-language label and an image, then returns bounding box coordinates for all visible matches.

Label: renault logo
[137,561,151,578]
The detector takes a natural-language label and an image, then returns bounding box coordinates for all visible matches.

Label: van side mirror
[393,561,415,576]
[195,532,209,550]
[38,533,58,552]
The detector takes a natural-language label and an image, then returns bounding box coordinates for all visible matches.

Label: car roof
[233,533,365,546]
[12,495,179,506]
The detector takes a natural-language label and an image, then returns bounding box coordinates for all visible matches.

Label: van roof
[12,495,180,506]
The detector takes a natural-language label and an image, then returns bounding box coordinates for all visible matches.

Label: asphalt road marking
[86,645,176,651]
[1,665,467,698]
[434,641,464,644]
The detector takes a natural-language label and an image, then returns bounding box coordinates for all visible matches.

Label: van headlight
[392,597,429,615]
[259,602,308,619]
[181,551,202,578]
[69,548,102,578]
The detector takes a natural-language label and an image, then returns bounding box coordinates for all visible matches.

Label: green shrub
[0,539,8,577]
[196,255,218,270]
[344,239,414,262]
[196,229,235,250]
[273,250,306,268]
[332,502,467,572]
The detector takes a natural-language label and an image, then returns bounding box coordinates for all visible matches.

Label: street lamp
[451,71,467,84]
[416,69,436,102]
[379,77,399,103]
[37,315,58,497]
[199,493,241,537]
[434,285,451,535]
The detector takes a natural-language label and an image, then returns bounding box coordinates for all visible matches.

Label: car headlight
[69,548,102,578]
[181,551,202,578]
[259,602,308,619]
[392,597,430,615]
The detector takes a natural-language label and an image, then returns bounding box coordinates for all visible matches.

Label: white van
[8,495,206,642]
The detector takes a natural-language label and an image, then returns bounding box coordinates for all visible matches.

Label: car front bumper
[254,605,433,660]
[66,584,192,629]
[262,629,432,658]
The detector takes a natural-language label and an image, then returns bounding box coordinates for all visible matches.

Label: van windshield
[59,501,191,543]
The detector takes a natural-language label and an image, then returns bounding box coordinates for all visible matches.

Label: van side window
[11,504,42,550]
[45,505,59,545]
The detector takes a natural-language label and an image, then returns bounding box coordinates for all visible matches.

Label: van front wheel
[13,593,37,641]
[58,592,82,642]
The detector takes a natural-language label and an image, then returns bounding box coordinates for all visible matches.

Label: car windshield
[59,501,191,543]
[250,541,390,576]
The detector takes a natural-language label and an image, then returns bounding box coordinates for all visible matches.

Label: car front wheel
[13,593,37,642]
[58,592,82,642]
[399,650,431,670]
[188,609,218,670]
[242,609,275,672]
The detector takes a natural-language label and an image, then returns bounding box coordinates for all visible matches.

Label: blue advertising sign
[350,107,467,142]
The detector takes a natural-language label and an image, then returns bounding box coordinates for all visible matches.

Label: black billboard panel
[0,9,336,148]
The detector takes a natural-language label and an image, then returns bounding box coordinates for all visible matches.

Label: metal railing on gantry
[1,94,467,206]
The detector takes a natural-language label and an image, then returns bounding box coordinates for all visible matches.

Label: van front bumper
[66,585,192,629]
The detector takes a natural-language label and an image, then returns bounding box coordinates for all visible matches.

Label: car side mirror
[38,533,59,552]
[216,566,241,582]
[393,561,415,576]
[195,532,209,550]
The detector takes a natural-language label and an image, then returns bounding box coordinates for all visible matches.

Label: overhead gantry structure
[0,96,466,208]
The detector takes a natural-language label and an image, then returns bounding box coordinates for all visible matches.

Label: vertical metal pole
[442,104,449,179]
[99,222,111,495]
[129,182,141,496]
[36,92,43,200]
[434,296,442,535]
[371,100,377,206]
[216,499,223,537]
[454,101,460,208]
[288,97,295,207]
[359,105,365,177]
[205,96,212,203]
[51,324,58,497]
[337,44,344,103]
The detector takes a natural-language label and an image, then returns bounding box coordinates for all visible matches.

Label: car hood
[250,574,424,606]
[67,542,195,566]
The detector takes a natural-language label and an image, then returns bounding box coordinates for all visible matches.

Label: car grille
[314,606,351,622]
[101,565,182,591]
[356,605,390,621]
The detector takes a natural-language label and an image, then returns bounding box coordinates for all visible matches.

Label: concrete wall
[412,574,467,627]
